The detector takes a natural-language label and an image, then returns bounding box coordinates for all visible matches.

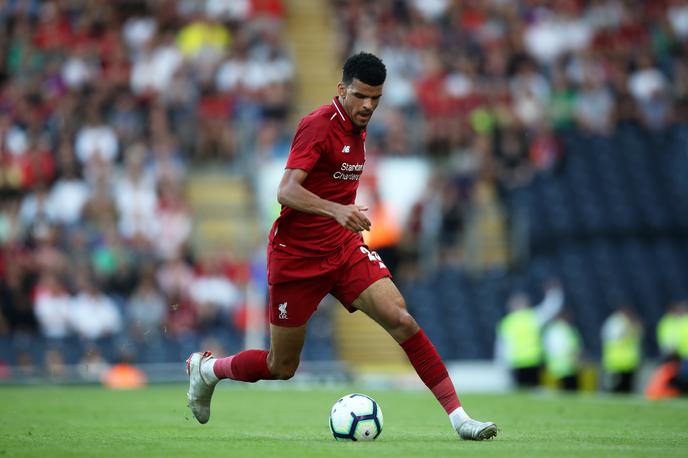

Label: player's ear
[337,82,347,98]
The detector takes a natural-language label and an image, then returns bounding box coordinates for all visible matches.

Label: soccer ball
[329,393,383,441]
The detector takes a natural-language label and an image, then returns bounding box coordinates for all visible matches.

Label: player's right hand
[334,204,371,232]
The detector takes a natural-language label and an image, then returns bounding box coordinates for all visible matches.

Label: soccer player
[186,52,498,440]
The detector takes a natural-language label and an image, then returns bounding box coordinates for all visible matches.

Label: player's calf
[266,353,300,380]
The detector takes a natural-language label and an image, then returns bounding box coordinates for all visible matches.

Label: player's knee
[396,310,418,334]
[387,309,419,342]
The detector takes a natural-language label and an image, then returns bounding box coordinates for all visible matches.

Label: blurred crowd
[0,0,291,375]
[2,0,688,384]
[332,0,688,272]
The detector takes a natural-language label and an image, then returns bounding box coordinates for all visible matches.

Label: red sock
[213,350,275,383]
[400,329,461,414]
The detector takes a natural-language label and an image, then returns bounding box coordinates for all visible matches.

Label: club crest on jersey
[278,302,288,319]
[341,145,351,153]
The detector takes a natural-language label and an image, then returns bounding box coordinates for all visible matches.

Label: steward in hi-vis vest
[601,306,643,393]
[496,282,564,389]
[657,301,687,358]
[543,311,583,391]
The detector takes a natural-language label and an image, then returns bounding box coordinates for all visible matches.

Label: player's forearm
[278,181,340,218]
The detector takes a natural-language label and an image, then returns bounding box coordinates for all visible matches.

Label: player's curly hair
[342,52,386,86]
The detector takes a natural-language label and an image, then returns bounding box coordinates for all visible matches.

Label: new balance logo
[278,302,288,320]
[341,145,350,153]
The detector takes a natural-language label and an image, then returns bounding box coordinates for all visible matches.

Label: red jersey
[269,97,367,257]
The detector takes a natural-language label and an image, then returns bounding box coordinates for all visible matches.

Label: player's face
[337,78,383,128]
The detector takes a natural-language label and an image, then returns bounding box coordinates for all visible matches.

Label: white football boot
[457,419,498,440]
[186,351,217,424]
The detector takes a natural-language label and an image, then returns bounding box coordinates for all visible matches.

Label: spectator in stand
[68,274,122,348]
[148,135,187,184]
[509,57,551,128]
[493,126,532,195]
[130,29,183,96]
[17,185,53,237]
[46,160,89,227]
[157,251,195,301]
[16,136,56,191]
[90,227,132,290]
[548,67,577,130]
[127,265,167,339]
[113,143,159,243]
[574,70,615,134]
[0,194,22,245]
[80,172,118,236]
[74,107,119,166]
[154,177,192,260]
[31,224,68,275]
[628,54,672,130]
[33,272,72,346]
[529,123,563,173]
[177,15,230,66]
[110,92,145,147]
[189,252,242,323]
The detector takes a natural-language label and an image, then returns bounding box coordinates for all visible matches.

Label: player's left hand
[333,204,371,232]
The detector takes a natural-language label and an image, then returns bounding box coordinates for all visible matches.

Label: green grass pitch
[0,384,686,457]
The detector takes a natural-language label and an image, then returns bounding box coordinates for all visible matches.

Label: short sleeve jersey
[269,97,367,257]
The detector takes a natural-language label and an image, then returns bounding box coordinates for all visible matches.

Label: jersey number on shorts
[360,246,387,269]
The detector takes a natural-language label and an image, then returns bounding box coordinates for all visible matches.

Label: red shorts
[267,241,392,326]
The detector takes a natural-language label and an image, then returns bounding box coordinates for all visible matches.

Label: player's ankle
[449,407,470,430]
[201,357,219,385]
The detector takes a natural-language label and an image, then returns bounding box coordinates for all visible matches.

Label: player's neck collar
[332,96,362,133]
